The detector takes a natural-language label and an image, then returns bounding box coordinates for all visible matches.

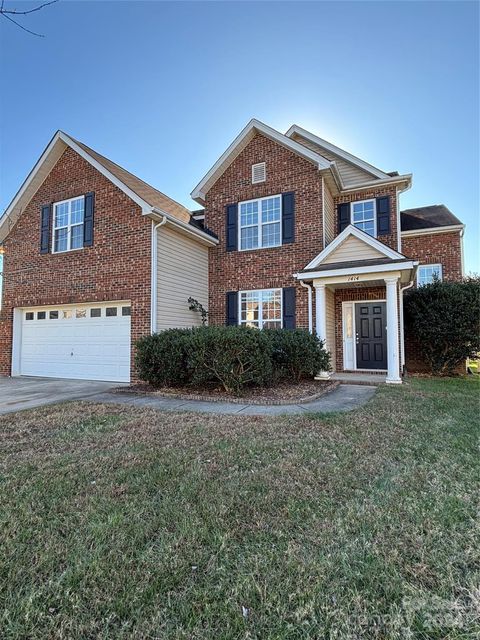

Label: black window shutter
[282,287,296,329]
[226,291,238,325]
[376,196,390,235]
[226,203,238,252]
[40,204,51,254]
[282,192,295,244]
[84,192,95,247]
[337,203,350,234]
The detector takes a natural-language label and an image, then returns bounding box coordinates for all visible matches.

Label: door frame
[342,299,387,371]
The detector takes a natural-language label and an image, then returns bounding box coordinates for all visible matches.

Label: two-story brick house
[0,120,464,384]
[191,120,465,383]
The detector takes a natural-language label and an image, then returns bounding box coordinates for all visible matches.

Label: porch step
[330,372,386,386]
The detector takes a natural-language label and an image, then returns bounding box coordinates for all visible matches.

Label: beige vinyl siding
[156,226,209,330]
[323,235,385,264]
[324,184,335,246]
[325,288,336,372]
[291,133,377,187]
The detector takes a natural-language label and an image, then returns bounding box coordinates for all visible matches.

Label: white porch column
[385,276,401,384]
[314,282,330,380]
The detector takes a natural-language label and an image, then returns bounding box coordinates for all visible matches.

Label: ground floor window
[417,264,442,286]
[239,288,282,329]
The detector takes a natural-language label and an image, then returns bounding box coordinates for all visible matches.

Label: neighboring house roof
[0,131,217,245]
[400,205,463,231]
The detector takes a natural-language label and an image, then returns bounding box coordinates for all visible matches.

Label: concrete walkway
[90,384,376,415]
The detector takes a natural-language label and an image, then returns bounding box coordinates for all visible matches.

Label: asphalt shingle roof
[400,205,462,231]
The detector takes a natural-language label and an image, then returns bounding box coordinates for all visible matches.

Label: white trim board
[285,124,391,180]
[401,224,465,237]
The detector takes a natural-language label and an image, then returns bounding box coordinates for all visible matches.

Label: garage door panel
[18,303,131,382]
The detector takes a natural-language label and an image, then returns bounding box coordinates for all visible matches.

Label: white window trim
[238,194,282,251]
[239,288,283,329]
[417,263,443,286]
[52,195,85,254]
[351,199,377,238]
[252,162,266,184]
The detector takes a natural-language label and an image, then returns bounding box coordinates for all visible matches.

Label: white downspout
[300,280,313,333]
[399,279,415,371]
[151,216,167,333]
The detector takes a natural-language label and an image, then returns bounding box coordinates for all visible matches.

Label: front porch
[295,225,418,385]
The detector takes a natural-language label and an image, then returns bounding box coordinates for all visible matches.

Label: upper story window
[52,196,85,253]
[252,162,266,184]
[239,195,282,250]
[351,199,376,237]
[240,288,282,329]
[417,264,443,286]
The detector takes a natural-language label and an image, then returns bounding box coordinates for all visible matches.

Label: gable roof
[401,204,463,231]
[285,124,391,182]
[304,225,406,271]
[0,131,196,243]
[190,119,332,204]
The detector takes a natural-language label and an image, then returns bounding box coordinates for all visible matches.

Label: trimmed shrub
[404,277,480,375]
[135,329,192,387]
[188,326,273,393]
[135,326,331,393]
[265,328,331,382]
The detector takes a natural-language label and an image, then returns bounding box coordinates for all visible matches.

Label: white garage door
[18,302,131,382]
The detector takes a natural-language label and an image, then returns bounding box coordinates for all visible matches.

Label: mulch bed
[113,379,339,405]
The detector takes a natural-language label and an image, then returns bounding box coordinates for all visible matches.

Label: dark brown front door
[355,302,387,370]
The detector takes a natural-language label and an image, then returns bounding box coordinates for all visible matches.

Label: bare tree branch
[0,0,58,37]
[1,0,57,16]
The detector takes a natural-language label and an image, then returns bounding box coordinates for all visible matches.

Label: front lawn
[1,378,478,639]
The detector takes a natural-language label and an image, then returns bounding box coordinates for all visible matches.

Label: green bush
[135,329,192,387]
[135,326,331,393]
[188,326,273,393]
[265,328,331,382]
[404,277,480,375]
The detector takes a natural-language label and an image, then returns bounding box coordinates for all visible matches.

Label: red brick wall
[205,133,324,329]
[0,147,152,378]
[401,231,463,281]
[334,185,399,251]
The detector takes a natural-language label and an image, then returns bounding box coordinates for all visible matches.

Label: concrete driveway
[0,376,120,415]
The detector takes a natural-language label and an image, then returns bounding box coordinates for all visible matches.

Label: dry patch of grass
[0,377,478,639]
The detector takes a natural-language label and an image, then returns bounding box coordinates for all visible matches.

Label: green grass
[1,377,479,639]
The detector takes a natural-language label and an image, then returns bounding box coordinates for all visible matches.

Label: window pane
[419,265,442,286]
[62,310,72,319]
[49,311,59,319]
[90,308,101,318]
[261,222,281,247]
[54,228,68,252]
[106,307,117,317]
[240,226,258,250]
[25,312,34,321]
[71,224,84,249]
[262,290,281,324]
[76,309,87,319]
[261,197,281,223]
[37,311,46,320]
[54,202,69,228]
[240,291,259,326]
[240,201,258,227]
[122,306,131,316]
[70,198,84,225]
[356,220,375,236]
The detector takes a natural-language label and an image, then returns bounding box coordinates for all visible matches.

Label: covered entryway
[13,301,131,382]
[294,225,418,384]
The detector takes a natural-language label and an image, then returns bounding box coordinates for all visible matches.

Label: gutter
[299,280,313,333]
[150,216,167,333]
[399,276,417,370]
[149,207,218,245]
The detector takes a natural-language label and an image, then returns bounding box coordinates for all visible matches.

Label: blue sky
[1,0,478,274]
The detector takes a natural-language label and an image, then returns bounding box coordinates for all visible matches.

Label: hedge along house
[191,120,464,384]
[0,131,218,383]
